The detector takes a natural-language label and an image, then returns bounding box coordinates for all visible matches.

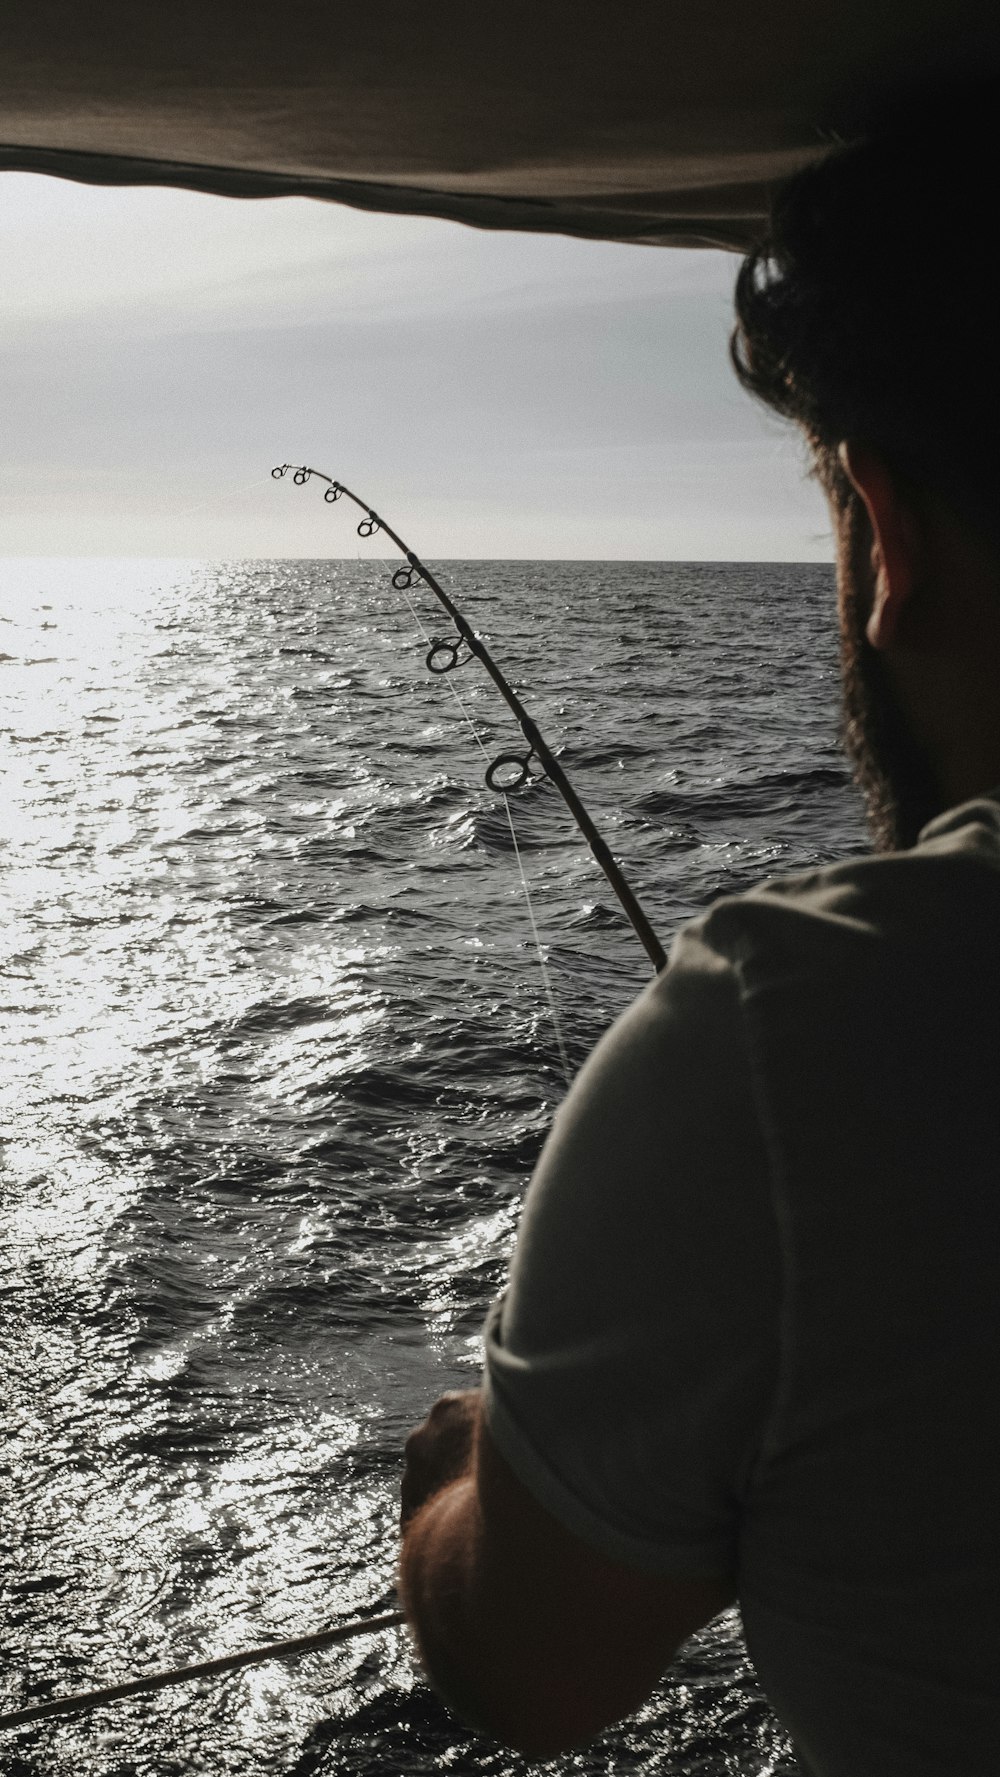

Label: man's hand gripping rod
[272,465,666,973]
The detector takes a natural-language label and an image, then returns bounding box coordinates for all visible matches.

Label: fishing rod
[0,1611,406,1731]
[271,465,666,973]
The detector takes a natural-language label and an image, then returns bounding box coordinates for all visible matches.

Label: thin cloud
[0,175,830,559]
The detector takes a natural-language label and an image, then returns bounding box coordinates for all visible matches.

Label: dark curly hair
[731,85,1000,537]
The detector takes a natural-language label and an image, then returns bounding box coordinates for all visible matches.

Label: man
[398,91,1000,1775]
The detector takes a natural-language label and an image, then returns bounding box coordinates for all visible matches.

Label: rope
[0,1610,406,1731]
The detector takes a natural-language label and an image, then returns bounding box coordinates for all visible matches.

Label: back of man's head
[731,82,1000,543]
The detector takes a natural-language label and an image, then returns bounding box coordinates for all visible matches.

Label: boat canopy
[1,3,998,249]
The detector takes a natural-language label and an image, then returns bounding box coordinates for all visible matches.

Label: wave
[635,763,850,822]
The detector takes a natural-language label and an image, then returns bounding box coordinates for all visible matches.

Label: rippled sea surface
[0,556,867,1776]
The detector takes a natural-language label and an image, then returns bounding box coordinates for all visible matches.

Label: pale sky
[1,172,832,560]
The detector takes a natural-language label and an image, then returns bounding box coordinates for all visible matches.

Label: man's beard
[839,575,942,853]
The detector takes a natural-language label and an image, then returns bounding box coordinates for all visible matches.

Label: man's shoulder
[681,791,1000,988]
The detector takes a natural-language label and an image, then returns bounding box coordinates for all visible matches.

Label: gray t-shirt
[483,792,1000,1777]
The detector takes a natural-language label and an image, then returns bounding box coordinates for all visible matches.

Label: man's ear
[837,441,921,649]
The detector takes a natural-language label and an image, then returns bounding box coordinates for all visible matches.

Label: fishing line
[392,571,572,1085]
[502,799,572,1088]
[169,471,276,521]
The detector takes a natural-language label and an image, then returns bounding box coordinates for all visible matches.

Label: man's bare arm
[399,1390,735,1758]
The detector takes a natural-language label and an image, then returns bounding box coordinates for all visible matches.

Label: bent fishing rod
[272,464,666,973]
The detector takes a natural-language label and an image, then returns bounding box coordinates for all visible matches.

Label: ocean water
[0,555,867,1777]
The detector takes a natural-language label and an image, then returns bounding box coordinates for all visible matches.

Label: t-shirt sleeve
[482,919,781,1578]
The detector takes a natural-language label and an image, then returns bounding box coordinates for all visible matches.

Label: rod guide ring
[485,750,538,792]
[426,637,466,674]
